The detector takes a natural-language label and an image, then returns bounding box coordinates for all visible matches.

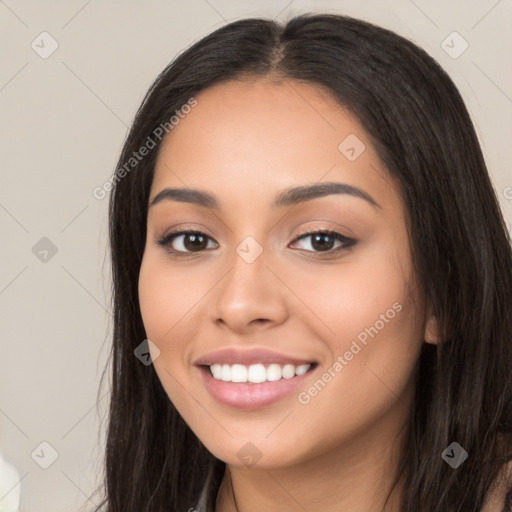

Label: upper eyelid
[157,228,356,253]
[160,218,353,237]
[159,227,353,241]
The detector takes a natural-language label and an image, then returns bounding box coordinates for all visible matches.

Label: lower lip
[197,365,317,410]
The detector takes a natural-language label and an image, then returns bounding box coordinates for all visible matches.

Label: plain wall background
[1,1,511,510]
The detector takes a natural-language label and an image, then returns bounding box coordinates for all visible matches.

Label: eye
[156,230,218,256]
[156,228,357,257]
[290,229,357,255]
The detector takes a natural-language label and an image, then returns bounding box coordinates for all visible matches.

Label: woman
[93,12,512,512]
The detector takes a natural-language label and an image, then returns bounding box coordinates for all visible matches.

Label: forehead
[151,77,402,214]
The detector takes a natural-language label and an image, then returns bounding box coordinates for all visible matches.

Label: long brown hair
[91,12,512,512]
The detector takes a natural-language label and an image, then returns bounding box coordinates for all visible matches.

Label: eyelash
[155,228,357,258]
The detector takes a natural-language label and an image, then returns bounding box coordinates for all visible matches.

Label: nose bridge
[210,234,287,331]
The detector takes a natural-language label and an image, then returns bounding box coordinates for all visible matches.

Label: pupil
[185,234,207,251]
[312,234,334,251]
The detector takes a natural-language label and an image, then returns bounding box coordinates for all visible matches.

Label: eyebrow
[149,182,381,210]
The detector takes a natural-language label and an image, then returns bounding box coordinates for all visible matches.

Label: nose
[209,246,289,334]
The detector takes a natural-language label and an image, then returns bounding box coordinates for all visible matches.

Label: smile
[209,363,312,383]
[197,362,318,410]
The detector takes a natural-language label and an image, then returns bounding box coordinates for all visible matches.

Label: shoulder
[482,459,512,512]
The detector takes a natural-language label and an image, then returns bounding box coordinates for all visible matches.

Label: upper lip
[194,348,316,367]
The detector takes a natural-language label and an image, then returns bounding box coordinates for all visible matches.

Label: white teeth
[282,364,296,379]
[266,364,282,382]
[247,364,266,383]
[295,364,310,376]
[231,364,247,382]
[221,364,231,381]
[208,363,312,383]
[211,364,222,379]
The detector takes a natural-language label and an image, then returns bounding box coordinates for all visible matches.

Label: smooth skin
[138,76,442,511]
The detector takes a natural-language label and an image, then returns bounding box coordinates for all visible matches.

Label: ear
[423,313,440,345]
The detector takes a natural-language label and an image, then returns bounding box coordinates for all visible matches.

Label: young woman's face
[138,77,432,469]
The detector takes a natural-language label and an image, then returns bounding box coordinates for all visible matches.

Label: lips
[194,347,318,409]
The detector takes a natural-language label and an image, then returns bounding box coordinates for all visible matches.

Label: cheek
[288,239,413,345]
[138,253,204,342]
[287,240,422,412]
[138,254,205,413]
[137,253,202,381]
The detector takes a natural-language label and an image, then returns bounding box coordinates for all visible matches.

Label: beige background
[1,1,511,511]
